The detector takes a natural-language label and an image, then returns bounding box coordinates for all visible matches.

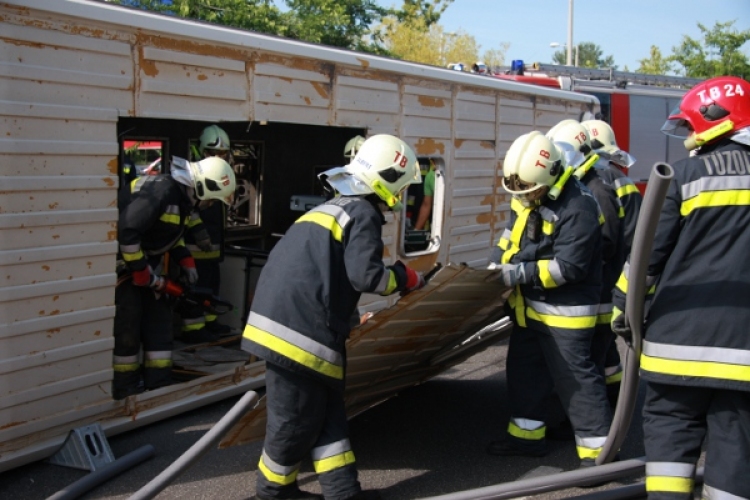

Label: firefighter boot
[256,487,323,500]
[113,370,144,400]
[205,319,232,335]
[144,366,174,391]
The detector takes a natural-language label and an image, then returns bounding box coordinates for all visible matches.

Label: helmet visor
[661,106,692,139]
[601,149,636,169]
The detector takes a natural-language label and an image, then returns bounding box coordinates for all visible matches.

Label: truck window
[401,157,444,256]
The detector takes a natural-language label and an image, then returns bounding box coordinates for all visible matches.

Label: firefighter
[486,131,612,467]
[242,134,425,500]
[114,156,236,400]
[180,125,234,343]
[611,75,750,499]
[547,119,628,417]
[343,134,365,160]
[582,118,642,406]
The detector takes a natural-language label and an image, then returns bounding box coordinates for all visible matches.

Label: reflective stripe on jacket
[118,175,196,271]
[613,140,750,392]
[490,178,602,330]
[241,195,409,386]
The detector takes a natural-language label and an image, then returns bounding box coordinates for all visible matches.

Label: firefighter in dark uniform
[583,118,642,406]
[612,75,750,499]
[242,134,425,500]
[180,124,233,342]
[486,131,612,466]
[114,156,236,400]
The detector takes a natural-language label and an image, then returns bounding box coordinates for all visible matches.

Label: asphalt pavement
[0,339,650,500]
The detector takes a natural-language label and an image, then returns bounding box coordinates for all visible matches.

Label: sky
[378,0,750,71]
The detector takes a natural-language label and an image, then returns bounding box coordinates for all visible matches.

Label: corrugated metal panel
[220,264,512,447]
[254,61,332,124]
[0,10,120,456]
[335,74,400,132]
[138,46,249,120]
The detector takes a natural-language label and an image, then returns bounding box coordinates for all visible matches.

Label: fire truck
[495,61,703,190]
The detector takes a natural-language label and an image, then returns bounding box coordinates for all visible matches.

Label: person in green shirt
[414,164,435,230]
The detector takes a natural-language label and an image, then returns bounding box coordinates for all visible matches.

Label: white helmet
[581,119,636,169]
[199,125,230,156]
[343,135,366,159]
[190,156,236,206]
[320,134,421,211]
[502,131,564,201]
[546,119,593,157]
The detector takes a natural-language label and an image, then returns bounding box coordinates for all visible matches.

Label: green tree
[637,45,673,75]
[393,0,453,27]
[481,45,510,72]
[669,21,750,79]
[552,42,616,69]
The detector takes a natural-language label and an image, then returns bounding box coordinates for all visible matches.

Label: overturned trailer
[0,0,598,472]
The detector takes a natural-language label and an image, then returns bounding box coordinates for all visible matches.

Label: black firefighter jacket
[491,178,603,332]
[613,139,750,392]
[241,195,411,390]
[118,175,199,273]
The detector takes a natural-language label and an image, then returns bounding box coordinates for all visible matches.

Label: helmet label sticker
[698,83,746,104]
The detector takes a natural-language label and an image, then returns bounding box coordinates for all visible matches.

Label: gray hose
[596,162,675,465]
[419,457,646,500]
[128,390,259,500]
[46,445,155,500]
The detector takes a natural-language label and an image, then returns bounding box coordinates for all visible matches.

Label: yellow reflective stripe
[122,249,145,262]
[641,353,750,383]
[508,289,527,328]
[144,359,172,368]
[526,308,597,329]
[618,206,625,218]
[205,314,218,323]
[681,189,750,216]
[296,212,344,242]
[502,204,532,264]
[182,322,205,332]
[313,451,356,474]
[597,312,613,324]
[174,238,186,248]
[576,445,603,460]
[383,269,398,295]
[598,213,605,225]
[542,220,554,235]
[507,421,545,441]
[615,272,628,293]
[498,237,509,251]
[187,217,203,228]
[537,260,557,288]
[243,325,344,379]
[258,458,298,486]
[616,184,640,198]
[192,250,221,259]
[113,363,140,372]
[646,476,694,494]
[159,212,182,224]
[606,371,623,384]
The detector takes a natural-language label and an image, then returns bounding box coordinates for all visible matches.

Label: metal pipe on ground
[419,457,646,500]
[46,445,155,500]
[128,390,259,500]
[597,162,674,465]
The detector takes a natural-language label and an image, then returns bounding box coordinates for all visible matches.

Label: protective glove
[404,265,425,292]
[610,305,632,343]
[180,256,199,285]
[196,237,213,252]
[131,266,166,291]
[491,263,526,287]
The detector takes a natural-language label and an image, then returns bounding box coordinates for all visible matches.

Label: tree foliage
[636,45,673,75]
[669,21,750,80]
[552,42,616,69]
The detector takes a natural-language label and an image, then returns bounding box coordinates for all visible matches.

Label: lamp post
[550,42,579,66]
[567,0,574,66]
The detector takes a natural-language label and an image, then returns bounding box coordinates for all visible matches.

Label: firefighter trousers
[257,362,360,500]
[180,258,220,333]
[643,382,750,499]
[506,324,612,458]
[113,279,174,396]
[590,324,622,408]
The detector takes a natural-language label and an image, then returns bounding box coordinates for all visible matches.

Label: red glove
[404,265,426,292]
[131,266,165,291]
[179,256,198,285]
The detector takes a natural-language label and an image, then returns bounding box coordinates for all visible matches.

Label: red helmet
[662,76,750,150]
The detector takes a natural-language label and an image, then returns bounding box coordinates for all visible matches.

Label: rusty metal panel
[220,264,512,447]
[335,75,399,132]
[254,62,332,124]
[138,46,249,120]
[455,91,496,141]
[535,99,581,129]
[0,19,133,111]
